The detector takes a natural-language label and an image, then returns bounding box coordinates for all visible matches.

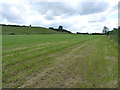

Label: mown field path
[2,35,118,88]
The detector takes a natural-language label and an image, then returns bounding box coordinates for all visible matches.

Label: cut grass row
[3,35,94,87]
[2,35,118,88]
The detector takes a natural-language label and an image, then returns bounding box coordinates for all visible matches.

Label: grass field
[2,26,69,35]
[2,34,118,88]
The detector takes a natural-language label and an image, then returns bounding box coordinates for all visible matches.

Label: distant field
[2,26,69,35]
[2,34,118,88]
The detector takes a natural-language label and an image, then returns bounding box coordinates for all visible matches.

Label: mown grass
[2,34,118,88]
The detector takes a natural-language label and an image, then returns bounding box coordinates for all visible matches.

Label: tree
[118,26,120,29]
[102,26,109,34]
[49,27,54,30]
[58,25,63,31]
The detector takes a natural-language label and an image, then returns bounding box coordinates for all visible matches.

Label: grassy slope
[2,35,118,88]
[2,26,68,35]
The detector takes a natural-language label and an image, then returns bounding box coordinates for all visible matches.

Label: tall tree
[102,26,109,34]
[58,25,63,31]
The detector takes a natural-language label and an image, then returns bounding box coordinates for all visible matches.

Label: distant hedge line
[107,28,120,46]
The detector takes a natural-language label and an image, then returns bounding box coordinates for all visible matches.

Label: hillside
[1,25,70,35]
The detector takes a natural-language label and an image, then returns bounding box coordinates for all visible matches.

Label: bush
[9,33,15,35]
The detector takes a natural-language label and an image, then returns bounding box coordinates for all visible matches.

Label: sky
[0,0,119,33]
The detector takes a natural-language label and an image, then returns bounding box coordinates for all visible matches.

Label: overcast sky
[0,0,119,33]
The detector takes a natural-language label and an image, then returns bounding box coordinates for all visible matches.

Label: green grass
[2,26,69,35]
[2,34,118,88]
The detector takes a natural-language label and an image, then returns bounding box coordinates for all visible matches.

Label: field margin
[0,25,2,89]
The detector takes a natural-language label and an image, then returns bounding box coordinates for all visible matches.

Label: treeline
[106,27,120,45]
[49,25,72,34]
[76,32,104,35]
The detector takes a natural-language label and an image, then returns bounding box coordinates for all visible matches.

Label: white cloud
[0,0,119,33]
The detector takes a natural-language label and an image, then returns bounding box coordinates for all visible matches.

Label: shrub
[9,33,15,35]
